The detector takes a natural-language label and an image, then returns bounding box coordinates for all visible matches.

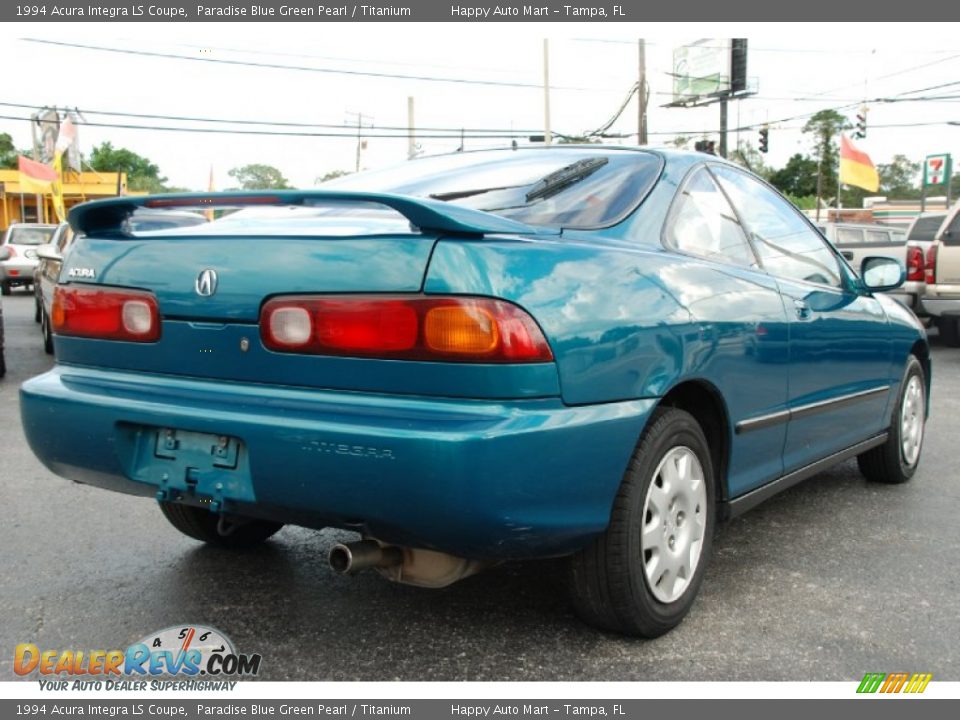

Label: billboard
[31,108,82,171]
[672,39,748,104]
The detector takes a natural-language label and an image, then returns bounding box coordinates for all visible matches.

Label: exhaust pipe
[329,540,403,575]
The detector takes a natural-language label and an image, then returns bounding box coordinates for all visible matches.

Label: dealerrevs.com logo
[15,625,261,690]
[857,672,933,694]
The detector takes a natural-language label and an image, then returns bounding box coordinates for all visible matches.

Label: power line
[0,113,534,140]
[0,101,542,135]
[21,38,592,91]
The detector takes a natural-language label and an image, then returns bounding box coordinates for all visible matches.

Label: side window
[837,228,865,245]
[665,167,756,268]
[712,166,843,288]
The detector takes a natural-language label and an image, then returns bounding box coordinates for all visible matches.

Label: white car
[0,223,58,296]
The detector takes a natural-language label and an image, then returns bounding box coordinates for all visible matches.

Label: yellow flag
[51,152,67,223]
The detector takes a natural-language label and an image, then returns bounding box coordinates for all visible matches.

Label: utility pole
[346,111,371,172]
[637,39,647,145]
[718,99,728,159]
[407,97,416,160]
[543,39,552,145]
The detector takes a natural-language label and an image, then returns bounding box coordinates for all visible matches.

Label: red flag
[17,155,57,194]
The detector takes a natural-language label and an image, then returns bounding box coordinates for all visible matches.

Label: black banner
[4,0,958,21]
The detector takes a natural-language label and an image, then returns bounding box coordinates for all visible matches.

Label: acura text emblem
[195,269,218,297]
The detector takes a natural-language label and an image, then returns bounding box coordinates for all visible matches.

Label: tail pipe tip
[329,540,403,575]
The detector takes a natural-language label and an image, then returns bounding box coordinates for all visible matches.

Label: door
[664,166,790,497]
[712,166,893,474]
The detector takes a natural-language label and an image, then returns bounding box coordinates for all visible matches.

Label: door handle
[794,298,812,320]
[841,251,855,261]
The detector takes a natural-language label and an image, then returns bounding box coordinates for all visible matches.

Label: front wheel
[857,355,926,484]
[568,407,715,637]
[158,502,284,549]
[41,311,53,355]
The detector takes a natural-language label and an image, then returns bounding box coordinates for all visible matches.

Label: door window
[836,228,865,245]
[664,167,756,268]
[712,166,843,288]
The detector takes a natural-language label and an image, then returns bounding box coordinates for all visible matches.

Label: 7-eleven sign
[924,154,952,186]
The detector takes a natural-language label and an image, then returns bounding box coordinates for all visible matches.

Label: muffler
[328,540,403,575]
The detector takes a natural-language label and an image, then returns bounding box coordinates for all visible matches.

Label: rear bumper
[0,261,37,284]
[920,294,960,317]
[21,365,655,559]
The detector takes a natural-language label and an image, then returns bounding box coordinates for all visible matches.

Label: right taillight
[907,245,925,282]
[260,295,553,363]
[52,285,161,342]
[925,245,938,285]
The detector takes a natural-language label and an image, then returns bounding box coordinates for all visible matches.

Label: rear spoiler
[68,191,560,238]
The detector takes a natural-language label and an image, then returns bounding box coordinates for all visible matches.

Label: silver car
[0,223,58,296]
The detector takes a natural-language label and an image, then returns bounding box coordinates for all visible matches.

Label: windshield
[324,149,662,229]
[7,226,56,246]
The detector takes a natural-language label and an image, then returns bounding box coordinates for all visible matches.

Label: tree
[768,153,819,198]
[728,142,771,179]
[878,154,920,198]
[669,135,692,150]
[802,109,851,205]
[88,142,168,193]
[0,133,32,169]
[315,169,351,185]
[228,164,292,190]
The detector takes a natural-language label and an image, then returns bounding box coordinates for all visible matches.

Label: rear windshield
[6,226,56,245]
[907,215,945,243]
[324,149,663,229]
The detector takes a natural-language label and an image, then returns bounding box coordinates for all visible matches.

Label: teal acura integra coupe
[20,147,929,636]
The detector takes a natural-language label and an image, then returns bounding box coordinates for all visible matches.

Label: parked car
[33,223,74,353]
[817,222,921,312]
[0,245,8,378]
[20,148,929,637]
[0,223,58,296]
[919,204,960,344]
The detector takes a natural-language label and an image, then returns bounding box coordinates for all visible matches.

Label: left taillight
[906,245,925,282]
[261,295,553,363]
[52,285,161,342]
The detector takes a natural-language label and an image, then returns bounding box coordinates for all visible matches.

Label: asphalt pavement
[1,290,958,681]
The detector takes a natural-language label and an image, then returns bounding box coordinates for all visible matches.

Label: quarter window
[712,166,842,287]
[866,230,891,244]
[665,167,756,268]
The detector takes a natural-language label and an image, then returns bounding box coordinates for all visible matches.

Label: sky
[2,21,959,191]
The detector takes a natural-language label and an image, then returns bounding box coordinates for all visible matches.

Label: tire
[937,317,960,347]
[158,502,283,549]
[34,299,41,323]
[857,355,926,484]
[1,282,10,297]
[41,311,53,355]
[0,349,5,378]
[568,407,716,637]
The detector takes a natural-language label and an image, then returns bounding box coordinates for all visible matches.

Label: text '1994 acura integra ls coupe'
[20,148,929,636]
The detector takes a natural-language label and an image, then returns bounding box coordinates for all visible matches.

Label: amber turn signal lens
[424,306,499,355]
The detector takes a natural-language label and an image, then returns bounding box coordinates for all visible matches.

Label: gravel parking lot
[1,290,957,681]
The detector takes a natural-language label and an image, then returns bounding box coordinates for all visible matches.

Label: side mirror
[861,256,905,292]
[35,244,63,262]
[0,246,10,261]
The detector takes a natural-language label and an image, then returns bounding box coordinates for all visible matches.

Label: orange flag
[17,155,56,194]
[839,135,879,192]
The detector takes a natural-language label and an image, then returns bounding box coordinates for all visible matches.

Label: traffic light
[759,126,769,153]
[855,109,867,139]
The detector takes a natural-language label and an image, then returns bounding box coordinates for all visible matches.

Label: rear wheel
[937,317,960,347]
[158,502,284,549]
[1,282,10,297]
[857,355,926,484]
[568,407,715,637]
[34,298,41,323]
